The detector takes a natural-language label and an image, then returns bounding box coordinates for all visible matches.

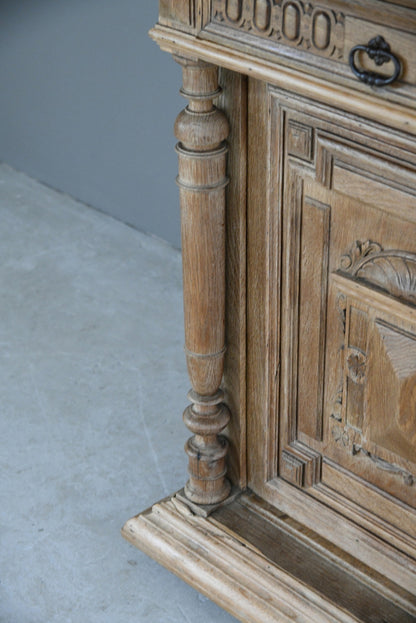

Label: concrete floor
[0,164,237,622]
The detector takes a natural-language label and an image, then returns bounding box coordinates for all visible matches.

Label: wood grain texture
[122,492,416,623]
[159,0,196,32]
[174,57,231,505]
[206,0,416,106]
[246,78,272,488]
[149,25,416,133]
[215,493,416,622]
[124,4,416,620]
[247,82,416,591]
[217,68,248,489]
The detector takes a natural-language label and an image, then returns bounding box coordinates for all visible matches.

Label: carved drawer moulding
[212,0,345,59]
[200,0,416,111]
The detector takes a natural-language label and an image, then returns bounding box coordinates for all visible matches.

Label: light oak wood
[247,80,416,592]
[149,27,416,132]
[124,2,416,620]
[217,68,248,489]
[174,57,231,505]
[122,492,416,622]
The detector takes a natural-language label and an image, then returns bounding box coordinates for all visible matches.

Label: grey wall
[0,1,183,247]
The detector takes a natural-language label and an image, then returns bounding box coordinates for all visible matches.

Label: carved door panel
[325,246,416,508]
[288,164,416,508]
[247,81,416,552]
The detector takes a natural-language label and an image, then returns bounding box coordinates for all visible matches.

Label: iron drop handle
[349,35,401,87]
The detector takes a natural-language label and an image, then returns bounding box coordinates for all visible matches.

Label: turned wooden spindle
[174,57,231,505]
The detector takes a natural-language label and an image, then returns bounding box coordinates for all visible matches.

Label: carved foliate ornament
[340,240,416,305]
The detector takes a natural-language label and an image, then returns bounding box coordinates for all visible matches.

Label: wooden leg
[174,57,231,506]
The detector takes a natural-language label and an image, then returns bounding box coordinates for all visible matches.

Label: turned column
[174,57,231,505]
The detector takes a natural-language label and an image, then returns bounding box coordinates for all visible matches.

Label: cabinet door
[246,79,416,572]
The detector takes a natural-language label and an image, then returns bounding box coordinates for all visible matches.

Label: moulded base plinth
[122,491,416,623]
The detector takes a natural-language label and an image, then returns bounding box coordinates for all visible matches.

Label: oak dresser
[123,2,416,621]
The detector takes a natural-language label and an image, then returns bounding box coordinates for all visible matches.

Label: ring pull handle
[349,35,401,87]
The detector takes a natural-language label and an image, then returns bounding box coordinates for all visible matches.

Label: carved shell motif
[341,240,416,305]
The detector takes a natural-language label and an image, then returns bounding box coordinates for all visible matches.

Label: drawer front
[206,1,416,100]
[345,17,416,87]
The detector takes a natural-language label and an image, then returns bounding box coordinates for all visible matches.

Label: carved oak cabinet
[123,2,416,621]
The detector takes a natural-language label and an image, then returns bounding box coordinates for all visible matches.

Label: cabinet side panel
[246,78,274,488]
[218,68,248,488]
